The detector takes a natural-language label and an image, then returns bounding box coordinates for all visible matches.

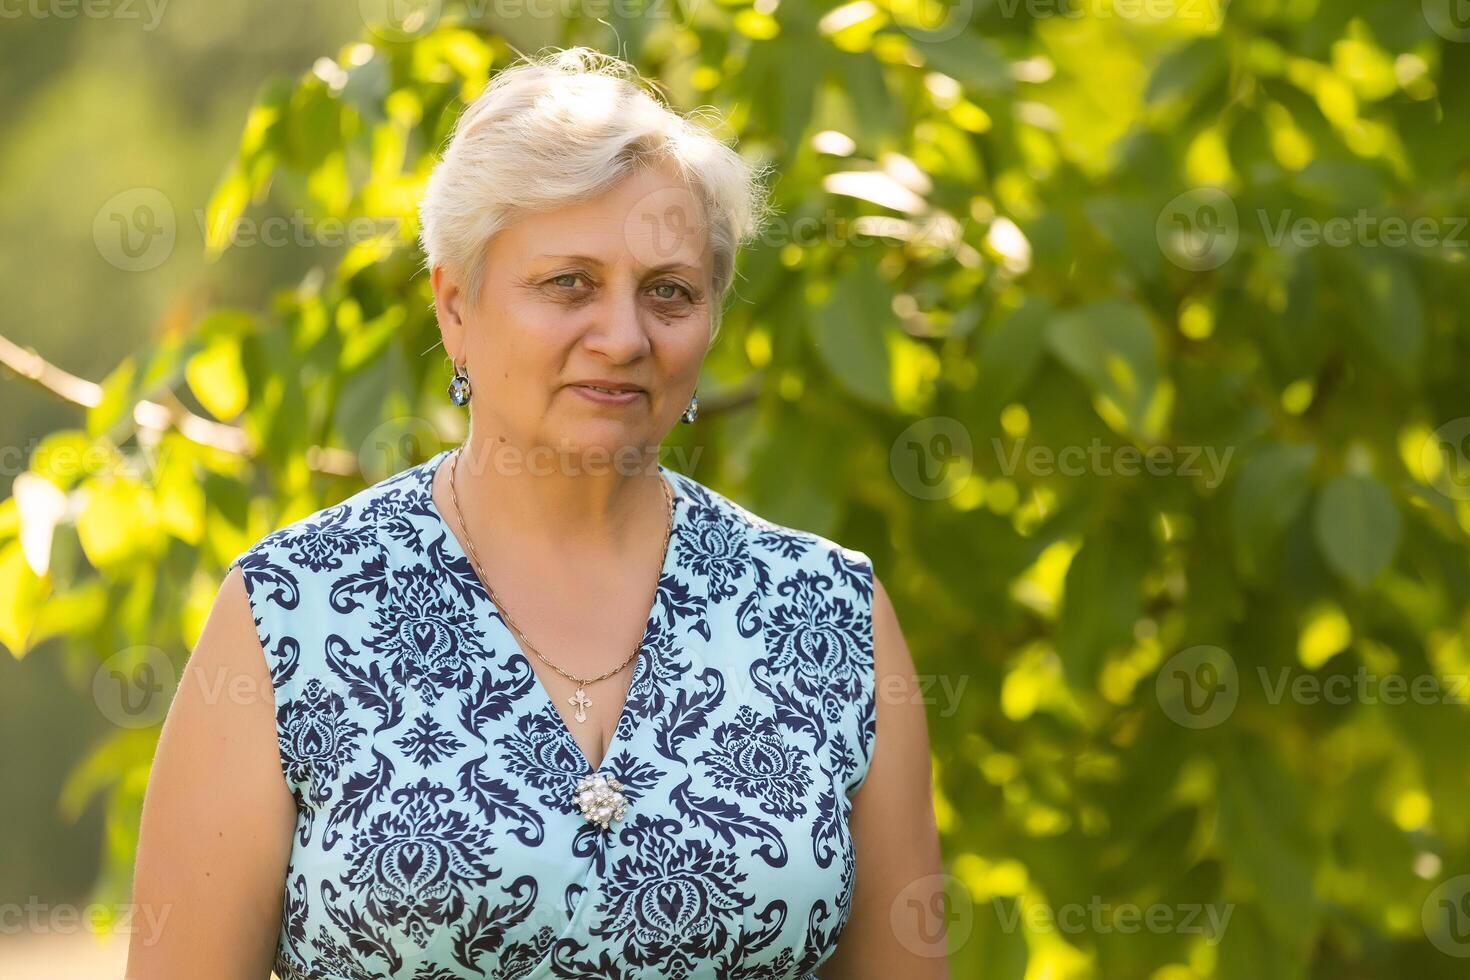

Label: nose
[583,279,652,363]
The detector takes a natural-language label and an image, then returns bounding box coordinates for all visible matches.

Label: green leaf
[76,477,158,570]
[1346,249,1423,384]
[1145,36,1226,107]
[0,540,47,658]
[28,430,106,492]
[1312,474,1400,589]
[809,259,895,410]
[185,334,250,421]
[1216,904,1308,980]
[30,579,107,648]
[59,729,160,822]
[1230,443,1318,581]
[1044,300,1165,438]
[1057,521,1148,689]
[1084,195,1164,280]
[977,296,1051,412]
[283,78,342,171]
[202,160,252,259]
[906,31,1014,95]
[86,356,138,440]
[1214,740,1320,954]
[834,51,899,145]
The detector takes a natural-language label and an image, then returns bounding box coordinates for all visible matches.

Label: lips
[568,383,644,406]
[571,381,645,394]
[578,384,639,395]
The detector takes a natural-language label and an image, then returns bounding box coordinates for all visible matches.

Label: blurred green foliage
[3,2,1470,978]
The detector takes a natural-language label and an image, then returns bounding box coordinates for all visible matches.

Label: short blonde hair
[417,46,771,340]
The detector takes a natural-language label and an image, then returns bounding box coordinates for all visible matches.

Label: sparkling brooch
[574,773,627,831]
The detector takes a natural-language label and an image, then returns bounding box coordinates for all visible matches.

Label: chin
[540,428,660,474]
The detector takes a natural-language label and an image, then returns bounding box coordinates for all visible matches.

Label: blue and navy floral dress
[229,446,878,980]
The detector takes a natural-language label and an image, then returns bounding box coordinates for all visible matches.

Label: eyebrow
[539,253,702,274]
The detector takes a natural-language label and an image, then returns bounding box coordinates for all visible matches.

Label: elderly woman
[128,47,945,980]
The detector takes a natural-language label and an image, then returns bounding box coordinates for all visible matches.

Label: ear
[430,265,469,360]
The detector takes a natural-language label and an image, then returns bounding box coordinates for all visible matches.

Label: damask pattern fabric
[229,446,877,980]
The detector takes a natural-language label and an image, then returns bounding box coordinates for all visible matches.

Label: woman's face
[435,161,713,474]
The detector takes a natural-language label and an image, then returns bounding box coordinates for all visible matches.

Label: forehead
[491,166,711,273]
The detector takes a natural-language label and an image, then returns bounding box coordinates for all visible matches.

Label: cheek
[662,319,712,369]
[489,312,573,384]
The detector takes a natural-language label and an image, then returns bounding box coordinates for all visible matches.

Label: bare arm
[821,574,950,979]
[126,564,296,980]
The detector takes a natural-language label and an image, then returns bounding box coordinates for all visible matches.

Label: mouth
[572,383,644,395]
[568,382,646,405]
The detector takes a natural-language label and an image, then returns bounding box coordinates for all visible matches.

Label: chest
[250,461,878,978]
[275,612,861,980]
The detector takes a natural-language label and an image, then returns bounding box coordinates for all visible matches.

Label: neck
[442,436,670,556]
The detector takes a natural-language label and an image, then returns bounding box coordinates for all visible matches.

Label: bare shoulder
[820,571,951,979]
[125,564,296,980]
[871,574,919,713]
[862,573,934,810]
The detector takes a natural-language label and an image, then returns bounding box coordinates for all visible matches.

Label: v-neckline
[417,445,684,776]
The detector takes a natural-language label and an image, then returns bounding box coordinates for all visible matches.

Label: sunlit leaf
[0,540,48,658]
[185,334,250,422]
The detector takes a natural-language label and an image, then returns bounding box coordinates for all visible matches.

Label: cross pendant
[569,686,592,723]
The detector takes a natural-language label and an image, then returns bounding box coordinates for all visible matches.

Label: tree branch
[0,332,358,475]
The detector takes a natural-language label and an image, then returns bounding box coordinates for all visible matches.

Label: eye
[550,272,585,289]
[650,281,692,301]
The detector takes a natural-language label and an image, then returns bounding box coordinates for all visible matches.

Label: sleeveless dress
[228,446,878,980]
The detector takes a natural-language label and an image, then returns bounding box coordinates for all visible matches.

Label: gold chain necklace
[445,444,674,726]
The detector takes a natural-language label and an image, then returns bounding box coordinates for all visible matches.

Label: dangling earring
[448,360,472,406]
[680,390,699,424]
